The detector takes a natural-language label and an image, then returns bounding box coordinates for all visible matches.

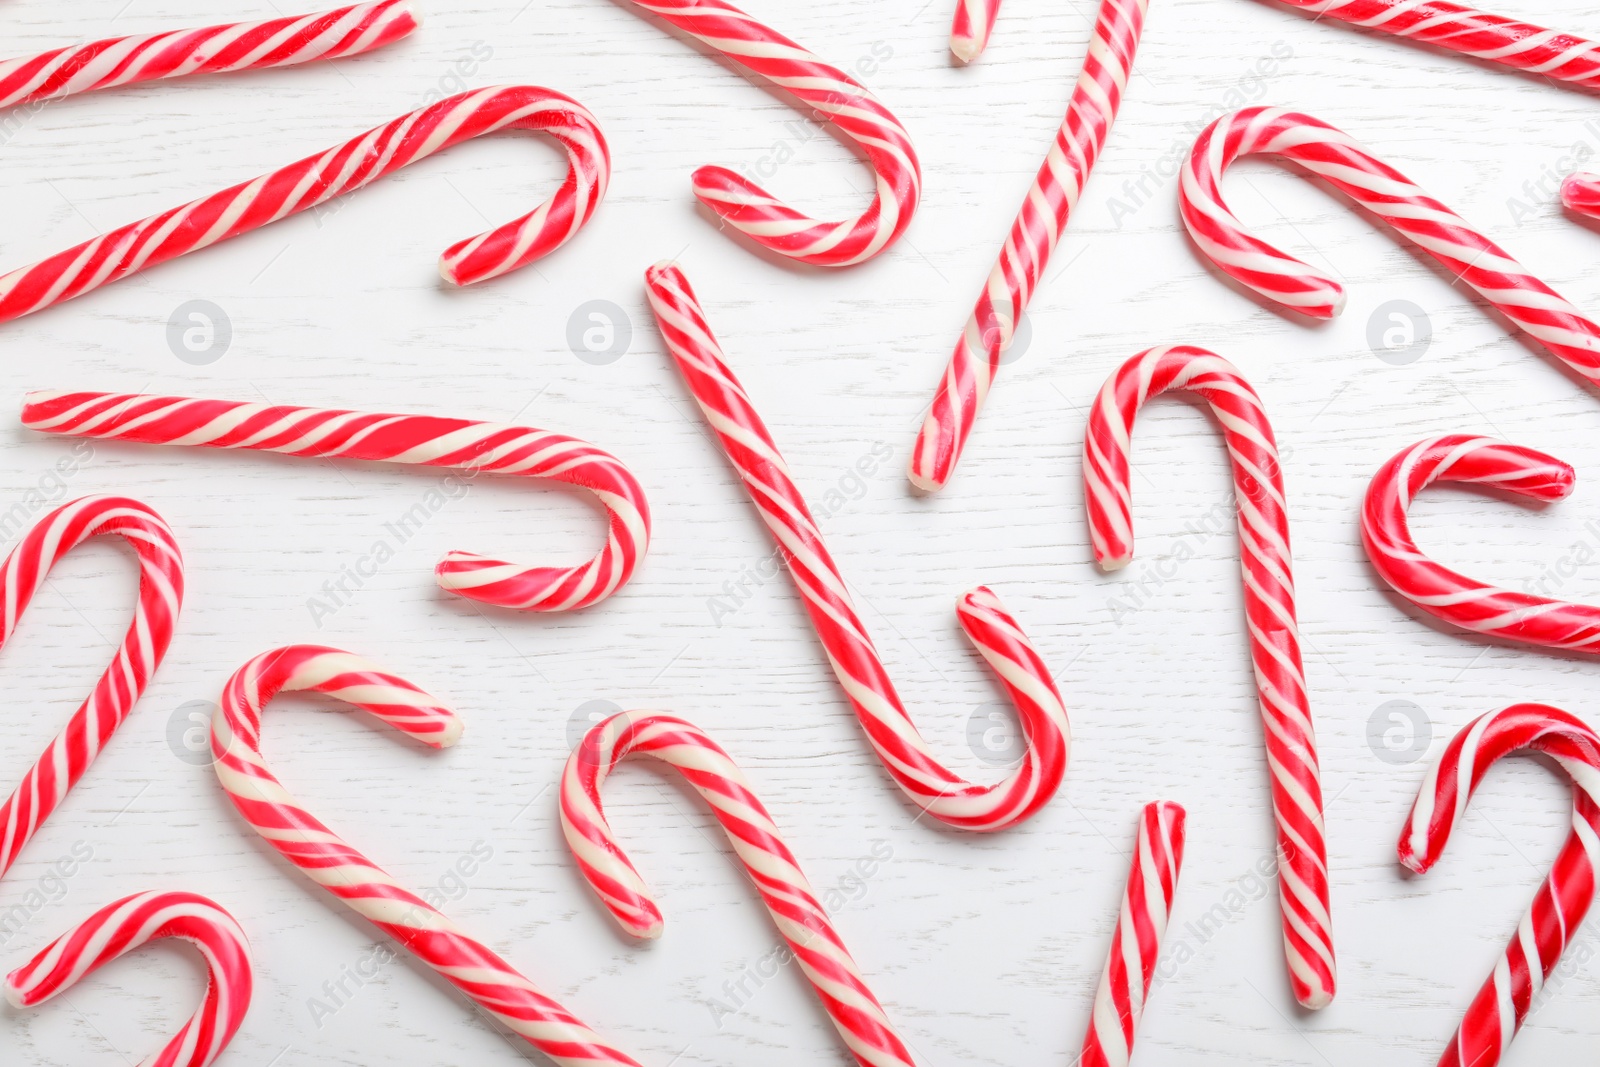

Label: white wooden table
[1,0,1599,1063]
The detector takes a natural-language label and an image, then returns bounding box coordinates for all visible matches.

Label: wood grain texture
[1,0,1600,1063]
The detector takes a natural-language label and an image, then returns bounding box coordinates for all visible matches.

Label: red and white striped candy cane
[6,891,252,1067]
[21,390,649,614]
[950,0,1003,62]
[1083,345,1335,1009]
[1563,172,1600,218]
[623,0,919,266]
[1361,435,1599,649]
[1267,2,1600,88]
[1180,107,1600,390]
[213,645,643,1067]
[0,494,183,880]
[0,1,415,109]
[646,261,1070,831]
[910,0,1150,492]
[1078,801,1186,1067]
[561,711,915,1067]
[0,84,608,323]
[1401,704,1600,1067]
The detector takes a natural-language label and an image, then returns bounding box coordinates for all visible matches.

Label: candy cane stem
[911,0,1150,491]
[1083,345,1335,1010]
[0,496,183,881]
[1402,704,1600,1067]
[0,85,609,322]
[1181,107,1600,395]
[6,891,252,1067]
[561,711,916,1067]
[620,0,920,266]
[646,261,1072,832]
[0,2,416,110]
[21,390,650,614]
[214,645,642,1067]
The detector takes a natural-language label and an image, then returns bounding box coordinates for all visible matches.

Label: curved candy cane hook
[646,261,1071,831]
[0,494,183,880]
[561,711,916,1067]
[21,390,650,613]
[1361,435,1597,649]
[622,0,920,266]
[1402,704,1600,1067]
[1083,345,1335,1009]
[6,891,252,1067]
[0,1,416,109]
[1077,801,1186,1067]
[1180,107,1600,388]
[0,85,609,323]
[910,0,1151,492]
[212,645,643,1067]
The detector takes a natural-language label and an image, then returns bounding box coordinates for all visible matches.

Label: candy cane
[0,495,183,880]
[1083,345,1335,1010]
[646,261,1070,831]
[21,390,649,614]
[1267,2,1600,89]
[1563,172,1600,218]
[622,0,919,266]
[1402,703,1600,1067]
[0,84,608,323]
[213,644,642,1067]
[561,711,915,1067]
[950,0,1004,62]
[909,0,1150,492]
[6,891,252,1067]
[1361,434,1599,650]
[1077,801,1186,1067]
[1,1,416,110]
[1179,107,1600,391]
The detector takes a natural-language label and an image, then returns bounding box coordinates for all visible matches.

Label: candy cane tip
[646,260,681,282]
[1300,988,1333,1011]
[437,257,465,287]
[1327,288,1349,317]
[1097,552,1132,572]
[905,463,945,493]
[949,34,984,63]
[1562,172,1599,210]
[434,718,465,749]
[1399,851,1429,875]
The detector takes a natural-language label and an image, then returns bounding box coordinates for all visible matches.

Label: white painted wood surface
[0,0,1598,1063]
